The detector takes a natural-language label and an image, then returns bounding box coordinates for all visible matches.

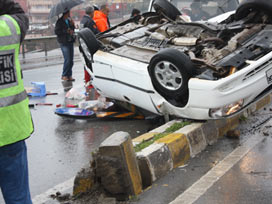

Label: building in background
[27,0,54,25]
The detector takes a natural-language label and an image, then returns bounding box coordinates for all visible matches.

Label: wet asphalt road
[0,61,158,203]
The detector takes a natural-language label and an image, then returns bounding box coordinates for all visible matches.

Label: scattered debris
[27,82,46,97]
[29,103,53,108]
[46,92,58,96]
[56,104,62,108]
[65,88,85,100]
[66,104,79,108]
[263,131,269,136]
[55,108,95,119]
[178,164,188,169]
[50,191,71,202]
[28,104,35,108]
[35,103,53,106]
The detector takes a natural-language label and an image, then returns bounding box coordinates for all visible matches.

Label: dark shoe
[61,76,69,81]
[68,77,75,81]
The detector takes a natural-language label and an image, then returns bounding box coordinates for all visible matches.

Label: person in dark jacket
[0,0,33,203]
[80,6,99,34]
[80,6,100,86]
[55,10,76,81]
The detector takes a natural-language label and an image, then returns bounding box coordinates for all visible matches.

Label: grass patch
[239,115,248,122]
[134,121,191,152]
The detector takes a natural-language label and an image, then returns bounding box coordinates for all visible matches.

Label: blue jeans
[0,140,32,204]
[60,43,74,78]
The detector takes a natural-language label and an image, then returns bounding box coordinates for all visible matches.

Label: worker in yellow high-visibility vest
[0,0,33,203]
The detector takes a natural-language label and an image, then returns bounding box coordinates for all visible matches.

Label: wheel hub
[154,61,183,91]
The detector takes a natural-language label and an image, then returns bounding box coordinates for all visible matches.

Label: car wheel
[153,0,181,21]
[78,28,101,58]
[235,0,272,20]
[148,49,195,100]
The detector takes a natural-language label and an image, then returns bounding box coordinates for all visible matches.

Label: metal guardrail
[21,35,59,61]
[20,35,82,70]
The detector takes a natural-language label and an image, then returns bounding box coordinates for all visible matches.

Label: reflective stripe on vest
[0,90,27,107]
[0,15,20,46]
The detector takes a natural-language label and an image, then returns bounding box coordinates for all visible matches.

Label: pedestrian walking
[55,10,76,81]
[93,4,110,32]
[0,0,34,203]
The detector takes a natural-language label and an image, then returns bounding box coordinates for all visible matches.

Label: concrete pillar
[96,132,142,200]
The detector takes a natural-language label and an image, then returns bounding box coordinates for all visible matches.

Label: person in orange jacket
[93,4,110,32]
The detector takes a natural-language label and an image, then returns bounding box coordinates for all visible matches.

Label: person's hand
[67,28,74,35]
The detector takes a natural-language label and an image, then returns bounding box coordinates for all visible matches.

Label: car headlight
[209,99,244,118]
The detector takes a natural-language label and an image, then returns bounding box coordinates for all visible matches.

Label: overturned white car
[78,0,272,120]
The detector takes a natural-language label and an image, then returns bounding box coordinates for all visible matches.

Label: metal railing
[20,36,81,70]
[21,35,59,61]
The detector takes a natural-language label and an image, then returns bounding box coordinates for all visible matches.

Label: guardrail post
[44,42,48,61]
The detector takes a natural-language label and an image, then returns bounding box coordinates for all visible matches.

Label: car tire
[153,0,181,21]
[79,45,93,71]
[235,0,272,20]
[148,49,195,100]
[78,28,101,56]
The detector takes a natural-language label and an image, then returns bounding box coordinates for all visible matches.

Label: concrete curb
[73,93,272,198]
[132,93,272,188]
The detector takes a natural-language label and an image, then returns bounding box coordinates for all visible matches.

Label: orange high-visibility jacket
[93,10,109,32]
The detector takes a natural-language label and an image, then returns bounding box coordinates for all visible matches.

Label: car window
[170,0,239,20]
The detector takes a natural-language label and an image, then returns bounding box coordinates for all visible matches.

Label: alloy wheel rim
[154,61,183,91]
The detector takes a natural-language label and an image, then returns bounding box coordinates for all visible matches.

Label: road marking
[32,177,75,204]
[169,133,264,204]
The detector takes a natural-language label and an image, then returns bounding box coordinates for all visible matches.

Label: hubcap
[154,61,183,91]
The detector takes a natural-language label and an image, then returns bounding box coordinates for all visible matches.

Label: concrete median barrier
[73,93,272,200]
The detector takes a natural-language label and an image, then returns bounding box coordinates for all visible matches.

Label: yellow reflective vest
[0,15,33,147]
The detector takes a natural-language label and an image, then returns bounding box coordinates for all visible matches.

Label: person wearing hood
[80,6,99,34]
[93,4,110,32]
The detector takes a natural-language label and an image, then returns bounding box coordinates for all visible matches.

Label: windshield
[152,0,239,21]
